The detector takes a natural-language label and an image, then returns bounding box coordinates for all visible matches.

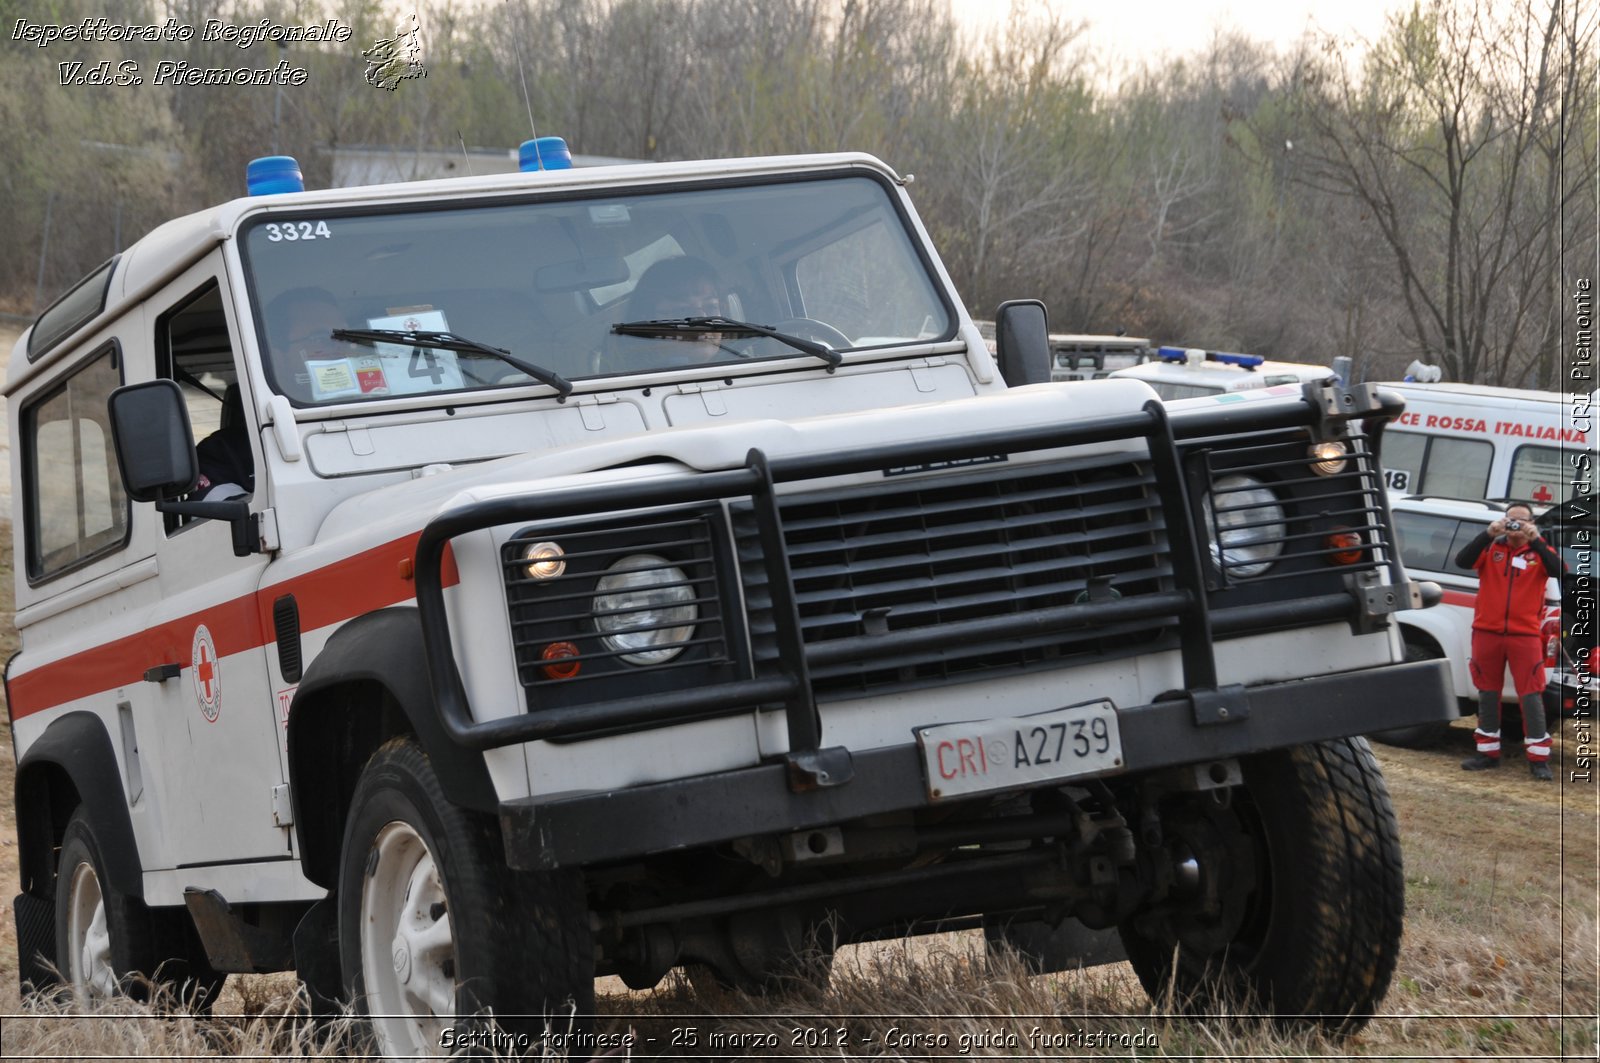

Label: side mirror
[108,380,198,502]
[994,299,1052,387]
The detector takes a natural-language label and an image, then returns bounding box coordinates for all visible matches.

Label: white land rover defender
[7,145,1451,1055]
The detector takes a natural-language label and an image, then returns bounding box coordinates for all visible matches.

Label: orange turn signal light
[541,641,581,680]
[1325,529,1364,565]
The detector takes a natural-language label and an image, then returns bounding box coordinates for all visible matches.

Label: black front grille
[734,453,1175,698]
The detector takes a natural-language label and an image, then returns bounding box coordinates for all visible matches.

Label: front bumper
[501,656,1452,870]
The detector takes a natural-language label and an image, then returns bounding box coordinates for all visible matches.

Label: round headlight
[1202,474,1286,578]
[593,554,698,665]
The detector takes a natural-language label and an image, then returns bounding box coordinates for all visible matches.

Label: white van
[1109,347,1335,401]
[1380,382,1590,505]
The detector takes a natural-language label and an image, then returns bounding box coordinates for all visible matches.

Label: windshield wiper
[611,317,843,368]
[331,328,573,398]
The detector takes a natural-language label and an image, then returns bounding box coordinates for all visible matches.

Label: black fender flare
[15,711,144,900]
[286,606,497,888]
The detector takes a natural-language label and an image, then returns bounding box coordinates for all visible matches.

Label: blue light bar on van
[1157,345,1264,370]
[246,155,304,195]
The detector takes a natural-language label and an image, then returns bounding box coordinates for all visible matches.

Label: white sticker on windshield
[363,309,466,395]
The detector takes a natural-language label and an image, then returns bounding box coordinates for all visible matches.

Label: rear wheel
[338,737,594,1059]
[54,808,222,1009]
[1118,738,1403,1035]
[1369,639,1454,748]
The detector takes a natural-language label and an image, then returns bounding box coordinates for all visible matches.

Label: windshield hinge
[675,381,727,417]
[909,357,948,393]
[572,393,621,431]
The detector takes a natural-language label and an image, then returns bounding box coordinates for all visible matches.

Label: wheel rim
[66,861,115,1004]
[360,820,457,1058]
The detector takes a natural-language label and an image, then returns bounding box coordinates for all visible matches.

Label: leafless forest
[1,0,1594,386]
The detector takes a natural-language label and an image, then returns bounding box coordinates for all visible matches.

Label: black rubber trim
[501,657,1452,870]
[14,711,144,898]
[287,607,497,887]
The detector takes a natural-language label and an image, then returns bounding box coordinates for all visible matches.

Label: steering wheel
[773,317,852,351]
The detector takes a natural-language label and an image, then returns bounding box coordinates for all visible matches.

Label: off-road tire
[1369,639,1453,748]
[1118,738,1403,1035]
[337,736,594,1057]
[54,807,223,1009]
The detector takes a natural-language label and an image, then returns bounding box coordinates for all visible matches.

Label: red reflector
[1325,530,1363,565]
[541,641,581,680]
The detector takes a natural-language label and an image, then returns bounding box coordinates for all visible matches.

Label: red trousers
[1469,630,1546,696]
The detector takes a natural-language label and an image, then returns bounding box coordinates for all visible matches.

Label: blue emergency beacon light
[245,156,305,196]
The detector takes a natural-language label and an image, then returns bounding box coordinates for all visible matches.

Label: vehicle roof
[1388,495,1507,519]
[1381,381,1566,405]
[6,151,900,393]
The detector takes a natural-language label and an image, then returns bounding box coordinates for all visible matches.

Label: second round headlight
[593,554,698,665]
[1202,474,1286,578]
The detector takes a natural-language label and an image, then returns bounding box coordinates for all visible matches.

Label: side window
[23,345,128,581]
[1508,445,1564,505]
[1445,520,1488,575]
[157,281,245,528]
[1393,511,1460,573]
[1381,431,1424,493]
[1418,437,1492,499]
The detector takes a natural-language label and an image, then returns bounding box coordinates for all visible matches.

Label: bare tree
[1282,0,1596,385]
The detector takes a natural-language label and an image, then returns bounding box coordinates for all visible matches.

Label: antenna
[457,130,473,177]
[509,14,538,150]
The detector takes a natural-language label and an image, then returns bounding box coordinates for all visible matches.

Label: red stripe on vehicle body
[1441,589,1476,609]
[7,534,460,722]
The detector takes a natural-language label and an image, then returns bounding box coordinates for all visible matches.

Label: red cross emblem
[191,625,221,722]
[1532,484,1553,504]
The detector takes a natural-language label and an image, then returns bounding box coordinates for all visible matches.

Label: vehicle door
[139,264,287,865]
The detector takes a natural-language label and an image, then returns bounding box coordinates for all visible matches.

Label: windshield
[239,173,952,406]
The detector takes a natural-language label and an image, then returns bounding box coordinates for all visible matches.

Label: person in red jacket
[1456,502,1566,780]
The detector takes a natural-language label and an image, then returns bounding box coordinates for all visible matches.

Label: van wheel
[337,737,594,1058]
[1369,639,1453,748]
[55,808,221,1009]
[1118,738,1403,1036]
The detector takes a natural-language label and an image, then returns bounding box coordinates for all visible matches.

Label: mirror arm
[154,498,259,557]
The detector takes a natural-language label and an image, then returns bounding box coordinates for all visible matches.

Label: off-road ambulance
[7,142,1450,1057]
[1379,382,1589,505]
[1109,346,1336,401]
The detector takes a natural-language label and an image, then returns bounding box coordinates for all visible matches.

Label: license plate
[915,700,1124,801]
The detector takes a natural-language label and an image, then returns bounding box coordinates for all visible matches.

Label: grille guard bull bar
[414,384,1412,754]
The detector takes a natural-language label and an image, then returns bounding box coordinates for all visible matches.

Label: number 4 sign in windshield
[365,309,466,394]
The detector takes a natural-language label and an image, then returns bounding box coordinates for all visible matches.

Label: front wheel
[338,737,594,1059]
[1118,738,1403,1035]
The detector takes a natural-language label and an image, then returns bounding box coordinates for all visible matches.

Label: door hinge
[271,784,293,827]
[254,508,281,553]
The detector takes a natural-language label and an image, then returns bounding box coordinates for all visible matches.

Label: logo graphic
[362,13,427,91]
[1492,551,1505,563]
[192,625,221,723]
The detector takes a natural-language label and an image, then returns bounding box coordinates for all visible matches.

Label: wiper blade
[611,317,842,367]
[331,328,573,398]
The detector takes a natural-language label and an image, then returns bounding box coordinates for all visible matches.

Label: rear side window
[1508,445,1565,505]
[23,345,129,581]
[1393,510,1480,576]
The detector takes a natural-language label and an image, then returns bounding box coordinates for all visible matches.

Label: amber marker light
[541,642,582,680]
[1325,528,1364,565]
[522,541,567,580]
[1308,440,1349,475]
